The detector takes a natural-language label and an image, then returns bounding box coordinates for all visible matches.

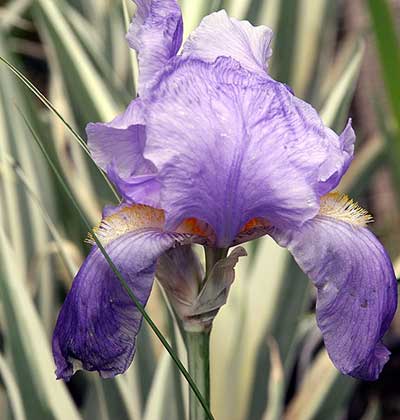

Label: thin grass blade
[0,55,119,199]
[33,0,119,121]
[16,106,214,420]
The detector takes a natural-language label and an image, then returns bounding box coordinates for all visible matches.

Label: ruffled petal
[107,166,161,207]
[86,99,161,205]
[52,203,195,380]
[144,57,347,246]
[86,99,149,178]
[182,10,273,75]
[270,195,397,380]
[318,119,355,195]
[87,123,152,178]
[127,0,183,94]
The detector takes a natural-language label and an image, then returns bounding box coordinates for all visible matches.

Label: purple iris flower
[53,0,397,382]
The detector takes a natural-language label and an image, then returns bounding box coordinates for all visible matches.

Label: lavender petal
[127,0,183,94]
[271,216,397,380]
[182,10,273,75]
[52,229,184,380]
[145,57,349,246]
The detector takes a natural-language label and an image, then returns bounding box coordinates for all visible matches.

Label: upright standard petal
[270,193,397,380]
[86,100,161,206]
[182,10,273,75]
[144,57,348,246]
[127,0,183,94]
[86,99,147,177]
[53,205,192,380]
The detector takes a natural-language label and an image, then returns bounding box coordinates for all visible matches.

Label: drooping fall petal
[53,205,193,380]
[270,194,397,380]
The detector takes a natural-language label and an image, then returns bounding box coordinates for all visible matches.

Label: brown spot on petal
[177,218,216,243]
[232,217,270,245]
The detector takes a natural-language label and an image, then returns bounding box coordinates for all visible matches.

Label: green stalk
[186,331,211,420]
[185,247,228,419]
[204,247,228,283]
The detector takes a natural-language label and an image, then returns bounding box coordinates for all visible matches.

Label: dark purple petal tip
[52,229,185,380]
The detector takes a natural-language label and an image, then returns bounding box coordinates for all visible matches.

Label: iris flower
[53,0,397,382]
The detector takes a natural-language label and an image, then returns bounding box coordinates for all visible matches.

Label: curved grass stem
[16,105,214,420]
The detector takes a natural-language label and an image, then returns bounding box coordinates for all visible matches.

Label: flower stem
[185,247,228,419]
[186,331,211,420]
[204,247,229,279]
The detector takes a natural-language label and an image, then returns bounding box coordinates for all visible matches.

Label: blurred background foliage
[0,0,399,419]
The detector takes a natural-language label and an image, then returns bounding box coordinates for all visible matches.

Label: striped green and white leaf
[0,229,81,420]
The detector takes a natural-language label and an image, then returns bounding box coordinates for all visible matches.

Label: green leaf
[320,38,364,130]
[180,0,210,40]
[143,351,182,420]
[367,0,400,189]
[222,0,252,20]
[367,0,400,130]
[33,0,120,122]
[0,229,81,420]
[63,2,132,104]
[98,376,141,420]
[0,353,27,420]
[269,0,299,84]
[3,151,78,280]
[284,350,355,420]
[339,135,385,196]
[289,0,329,98]
[0,55,119,200]
[0,0,32,33]
[211,238,288,420]
[0,36,57,333]
[261,339,284,420]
